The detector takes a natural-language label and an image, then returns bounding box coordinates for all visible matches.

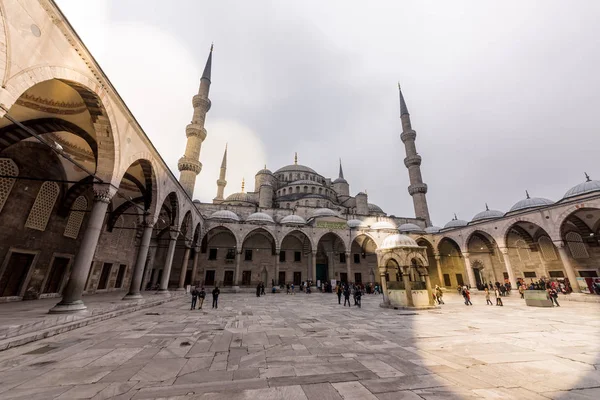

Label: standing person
[256,283,261,297]
[286,283,290,294]
[519,284,525,299]
[343,285,351,307]
[260,282,265,295]
[191,287,199,310]
[549,287,560,307]
[494,287,503,306]
[464,286,473,306]
[198,287,206,309]
[484,287,493,305]
[291,283,295,294]
[212,286,220,309]
[355,286,362,308]
[435,285,445,305]
[336,284,342,304]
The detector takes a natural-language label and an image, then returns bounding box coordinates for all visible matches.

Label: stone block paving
[0,291,599,399]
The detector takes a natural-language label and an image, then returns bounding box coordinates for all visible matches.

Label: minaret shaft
[214,145,227,203]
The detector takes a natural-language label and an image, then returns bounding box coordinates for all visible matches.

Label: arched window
[316,200,320,207]
[538,236,557,261]
[64,196,88,239]
[566,232,589,259]
[514,239,530,262]
[303,186,308,193]
[25,181,59,231]
[283,188,286,195]
[311,187,315,193]
[0,158,18,215]
[296,186,300,193]
[318,188,323,195]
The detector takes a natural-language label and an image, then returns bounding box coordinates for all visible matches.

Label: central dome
[381,234,419,249]
[274,164,317,174]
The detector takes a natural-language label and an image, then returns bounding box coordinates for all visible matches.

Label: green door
[316,264,327,285]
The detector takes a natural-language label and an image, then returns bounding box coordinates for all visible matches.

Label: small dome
[256,167,273,175]
[312,208,338,218]
[246,212,274,224]
[564,175,600,199]
[425,226,442,234]
[370,220,397,230]
[347,219,366,228]
[368,203,384,213]
[509,193,553,212]
[472,206,504,222]
[210,210,240,222]
[224,192,256,204]
[398,223,425,233]
[356,192,367,196]
[381,234,419,249]
[333,177,348,184]
[444,217,468,229]
[280,214,306,225]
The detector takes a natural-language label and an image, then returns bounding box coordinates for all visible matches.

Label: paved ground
[0,291,599,399]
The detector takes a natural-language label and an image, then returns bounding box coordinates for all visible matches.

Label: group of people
[335,283,362,307]
[190,286,220,309]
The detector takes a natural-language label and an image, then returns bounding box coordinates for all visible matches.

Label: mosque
[0,1,598,312]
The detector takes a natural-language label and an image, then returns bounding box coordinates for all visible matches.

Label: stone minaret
[178,45,213,197]
[399,84,431,226]
[213,144,227,203]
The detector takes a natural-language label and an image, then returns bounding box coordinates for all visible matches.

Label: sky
[56,0,600,226]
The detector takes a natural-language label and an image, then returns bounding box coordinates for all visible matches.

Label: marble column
[190,247,200,287]
[177,246,191,290]
[311,250,317,288]
[500,248,517,289]
[123,221,154,300]
[423,271,434,306]
[50,187,113,313]
[233,249,241,292]
[463,252,477,289]
[275,251,280,286]
[402,269,414,307]
[556,242,581,293]
[434,253,444,287]
[158,229,178,293]
[345,251,351,284]
[379,266,390,306]
[141,239,158,291]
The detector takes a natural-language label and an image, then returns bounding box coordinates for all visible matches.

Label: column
[123,221,154,300]
[158,229,178,293]
[311,250,317,288]
[233,249,241,291]
[434,253,444,287]
[500,248,517,289]
[327,252,334,283]
[556,242,581,293]
[423,271,434,306]
[141,239,157,291]
[275,251,280,286]
[379,266,390,306]
[463,252,477,289]
[177,246,191,290]
[50,187,113,313]
[190,247,200,288]
[402,268,414,307]
[345,251,351,284]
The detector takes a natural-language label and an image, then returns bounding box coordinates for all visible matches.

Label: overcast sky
[56,0,600,226]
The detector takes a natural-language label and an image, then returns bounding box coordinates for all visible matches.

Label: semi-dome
[312,208,338,218]
[246,212,274,224]
[210,210,240,222]
[274,164,317,174]
[347,219,366,228]
[368,203,384,213]
[280,214,306,225]
[380,234,419,249]
[509,191,553,212]
[224,192,256,204]
[444,215,468,229]
[564,174,600,199]
[424,226,442,234]
[370,220,397,230]
[398,223,425,233]
[472,205,504,222]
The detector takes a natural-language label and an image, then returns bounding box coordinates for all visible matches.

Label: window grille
[566,231,589,259]
[0,158,18,214]
[538,236,557,261]
[64,196,87,239]
[25,181,59,231]
[515,239,530,262]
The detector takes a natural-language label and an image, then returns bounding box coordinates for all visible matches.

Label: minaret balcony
[400,130,417,143]
[408,183,428,195]
[186,124,207,140]
[192,95,211,111]
[217,179,227,186]
[404,154,422,167]
[178,157,202,174]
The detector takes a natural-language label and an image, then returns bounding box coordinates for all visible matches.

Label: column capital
[312,250,318,255]
[345,251,351,256]
[500,247,509,255]
[554,241,567,249]
[462,252,470,258]
[92,183,116,203]
[168,228,179,240]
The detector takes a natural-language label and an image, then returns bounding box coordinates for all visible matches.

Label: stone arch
[281,229,312,254]
[314,231,347,253]
[437,236,463,256]
[201,226,238,254]
[3,70,121,184]
[180,210,193,244]
[551,199,600,240]
[241,227,277,255]
[192,222,202,248]
[499,216,547,245]
[158,191,180,227]
[466,230,499,255]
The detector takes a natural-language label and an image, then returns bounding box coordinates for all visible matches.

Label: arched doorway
[416,238,440,287]
[465,230,503,290]
[280,230,312,286]
[201,226,237,287]
[437,237,464,288]
[316,232,346,288]
[240,228,276,288]
[350,234,377,285]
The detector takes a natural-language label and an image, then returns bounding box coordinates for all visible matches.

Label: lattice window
[25,182,59,231]
[64,196,88,239]
[515,239,530,262]
[0,158,18,215]
[538,236,557,261]
[566,232,589,259]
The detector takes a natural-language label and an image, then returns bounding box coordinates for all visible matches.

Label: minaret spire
[213,143,227,203]
[399,84,432,226]
[339,158,344,179]
[178,44,214,197]
[294,152,298,165]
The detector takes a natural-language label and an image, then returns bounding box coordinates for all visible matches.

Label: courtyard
[0,292,598,399]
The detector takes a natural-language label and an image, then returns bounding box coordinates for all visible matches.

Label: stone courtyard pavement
[0,292,599,400]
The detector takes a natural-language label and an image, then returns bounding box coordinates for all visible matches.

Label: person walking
[519,284,525,299]
[256,283,261,297]
[464,286,473,306]
[286,283,290,294]
[355,286,362,308]
[343,285,351,307]
[336,284,342,304]
[435,285,444,305]
[484,287,493,305]
[191,287,199,310]
[291,283,295,294]
[260,282,265,295]
[494,287,503,306]
[549,287,560,307]
[198,287,206,309]
[212,286,220,309]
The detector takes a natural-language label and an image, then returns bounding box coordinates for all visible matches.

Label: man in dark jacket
[212,286,220,309]
[343,285,351,307]
[191,288,198,310]
[198,287,206,309]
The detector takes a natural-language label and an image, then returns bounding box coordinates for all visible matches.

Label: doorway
[0,252,35,297]
[293,272,301,286]
[223,270,234,286]
[205,270,215,286]
[316,263,327,285]
[97,263,112,290]
[242,270,252,286]
[278,271,285,285]
[473,268,483,288]
[340,272,347,283]
[44,256,70,294]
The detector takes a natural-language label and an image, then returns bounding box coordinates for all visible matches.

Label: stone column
[345,251,351,284]
[500,248,517,289]
[556,242,581,293]
[402,268,414,307]
[50,187,113,313]
[233,249,242,292]
[275,251,280,286]
[177,246,191,290]
[327,252,334,283]
[434,253,444,287]
[141,239,158,291]
[463,252,477,289]
[190,247,200,287]
[123,221,154,300]
[311,250,317,288]
[379,266,390,306]
[158,229,179,293]
[423,270,434,306]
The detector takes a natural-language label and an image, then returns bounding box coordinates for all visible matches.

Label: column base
[122,293,143,301]
[175,288,186,292]
[156,289,170,295]
[48,300,88,314]
[232,286,241,293]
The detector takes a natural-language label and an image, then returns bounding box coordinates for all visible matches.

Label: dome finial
[294,152,298,165]
[264,164,267,170]
[485,203,489,211]
[241,178,245,193]
[585,172,591,182]
[526,190,530,199]
[453,213,457,220]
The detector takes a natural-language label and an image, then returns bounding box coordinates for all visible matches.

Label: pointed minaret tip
[338,158,345,179]
[220,144,228,169]
[241,178,245,193]
[201,44,213,82]
[210,42,214,52]
[485,203,489,211]
[398,82,409,116]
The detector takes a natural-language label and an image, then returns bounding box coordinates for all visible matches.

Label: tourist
[336,284,342,304]
[260,282,265,295]
[355,286,362,308]
[256,283,261,297]
[286,283,290,294]
[198,287,206,309]
[549,287,560,307]
[343,285,351,307]
[191,287,199,310]
[463,286,473,306]
[435,285,444,304]
[291,283,295,294]
[494,287,503,306]
[212,286,220,309]
[519,284,525,299]
[484,287,493,305]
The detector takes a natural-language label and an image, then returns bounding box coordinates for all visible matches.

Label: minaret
[178,44,213,197]
[399,84,432,226]
[213,144,227,203]
[339,158,345,180]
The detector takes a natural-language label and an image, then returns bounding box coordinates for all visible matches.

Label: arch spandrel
[241,227,278,254]
[280,229,313,253]
[550,200,600,241]
[498,215,549,246]
[314,230,348,253]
